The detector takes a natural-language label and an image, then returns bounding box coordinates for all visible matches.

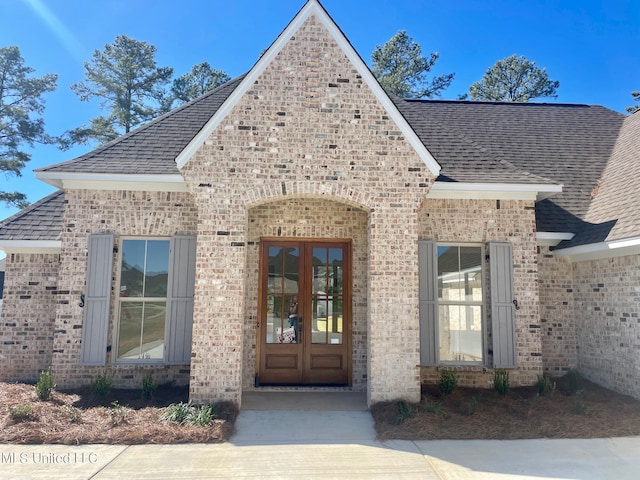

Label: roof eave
[427,182,563,201]
[0,240,62,254]
[553,235,640,262]
[536,231,575,247]
[35,172,188,192]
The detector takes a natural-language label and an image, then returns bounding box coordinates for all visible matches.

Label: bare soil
[371,374,640,440]
[0,383,237,445]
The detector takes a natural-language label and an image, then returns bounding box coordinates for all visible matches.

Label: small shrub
[394,400,416,425]
[573,390,588,415]
[142,373,158,399]
[463,394,484,416]
[160,401,218,426]
[35,368,55,401]
[8,404,37,422]
[420,399,447,417]
[108,401,130,426]
[60,405,81,424]
[493,369,510,396]
[438,369,459,395]
[536,374,556,397]
[90,371,113,397]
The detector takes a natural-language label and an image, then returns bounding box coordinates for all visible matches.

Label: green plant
[463,394,484,416]
[573,390,588,415]
[420,399,447,417]
[394,400,416,425]
[8,403,37,422]
[438,369,459,395]
[108,401,130,425]
[142,373,158,399]
[535,374,556,397]
[60,405,81,424]
[35,367,55,401]
[90,371,113,397]
[493,369,510,396]
[160,401,218,426]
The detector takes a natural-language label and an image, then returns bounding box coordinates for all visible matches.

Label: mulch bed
[0,383,238,445]
[371,376,640,440]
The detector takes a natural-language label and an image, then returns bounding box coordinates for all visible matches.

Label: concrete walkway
[1,392,639,479]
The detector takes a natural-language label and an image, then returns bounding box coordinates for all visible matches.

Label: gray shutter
[165,235,197,364]
[419,240,438,366]
[80,233,114,365]
[490,242,517,368]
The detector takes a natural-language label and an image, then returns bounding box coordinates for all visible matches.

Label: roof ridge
[404,98,620,110]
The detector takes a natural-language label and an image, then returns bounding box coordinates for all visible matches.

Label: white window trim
[112,236,171,365]
[436,242,487,366]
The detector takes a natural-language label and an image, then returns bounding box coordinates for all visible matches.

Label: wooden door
[257,239,351,386]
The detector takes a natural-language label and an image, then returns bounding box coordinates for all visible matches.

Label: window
[419,240,516,368]
[117,239,170,361]
[437,245,484,363]
[81,234,196,367]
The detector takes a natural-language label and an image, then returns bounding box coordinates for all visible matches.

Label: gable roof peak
[175,0,441,177]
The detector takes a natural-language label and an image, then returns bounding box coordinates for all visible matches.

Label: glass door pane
[266,247,299,344]
[311,247,343,345]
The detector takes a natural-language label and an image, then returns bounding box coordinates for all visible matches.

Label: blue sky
[1,0,638,220]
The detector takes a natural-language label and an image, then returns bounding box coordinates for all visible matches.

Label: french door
[257,239,351,386]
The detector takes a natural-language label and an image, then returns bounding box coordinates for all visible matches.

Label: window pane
[118,302,143,359]
[312,297,342,344]
[266,295,298,344]
[459,247,482,301]
[438,246,462,301]
[313,248,327,294]
[268,247,299,295]
[283,248,299,295]
[439,305,483,362]
[120,240,145,297]
[141,301,166,360]
[145,241,169,297]
[328,248,343,294]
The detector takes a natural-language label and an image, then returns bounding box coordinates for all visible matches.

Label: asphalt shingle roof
[0,190,65,241]
[393,99,626,234]
[38,75,245,175]
[9,74,633,249]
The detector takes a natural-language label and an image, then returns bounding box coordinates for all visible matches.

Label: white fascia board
[35,172,188,192]
[174,0,441,178]
[0,240,62,254]
[536,232,575,247]
[553,235,640,262]
[427,182,563,201]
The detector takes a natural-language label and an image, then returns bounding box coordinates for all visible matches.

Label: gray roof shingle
[38,75,245,175]
[394,100,626,234]
[12,74,633,249]
[0,190,65,241]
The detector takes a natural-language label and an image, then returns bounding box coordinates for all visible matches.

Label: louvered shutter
[80,233,114,365]
[165,235,197,364]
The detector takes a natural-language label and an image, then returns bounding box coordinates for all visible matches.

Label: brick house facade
[2,1,639,404]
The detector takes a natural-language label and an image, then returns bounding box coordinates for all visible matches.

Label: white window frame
[113,236,171,364]
[436,242,487,366]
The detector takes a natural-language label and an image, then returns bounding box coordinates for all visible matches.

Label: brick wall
[418,199,543,387]
[180,14,434,404]
[0,253,59,382]
[573,255,640,399]
[50,190,197,388]
[537,246,577,376]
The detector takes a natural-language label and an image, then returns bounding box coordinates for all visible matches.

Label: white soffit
[554,235,640,262]
[35,172,188,192]
[536,232,575,247]
[174,0,441,177]
[427,182,563,201]
[0,240,62,254]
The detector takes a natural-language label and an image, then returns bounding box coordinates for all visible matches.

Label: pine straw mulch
[371,374,640,440]
[0,383,238,445]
